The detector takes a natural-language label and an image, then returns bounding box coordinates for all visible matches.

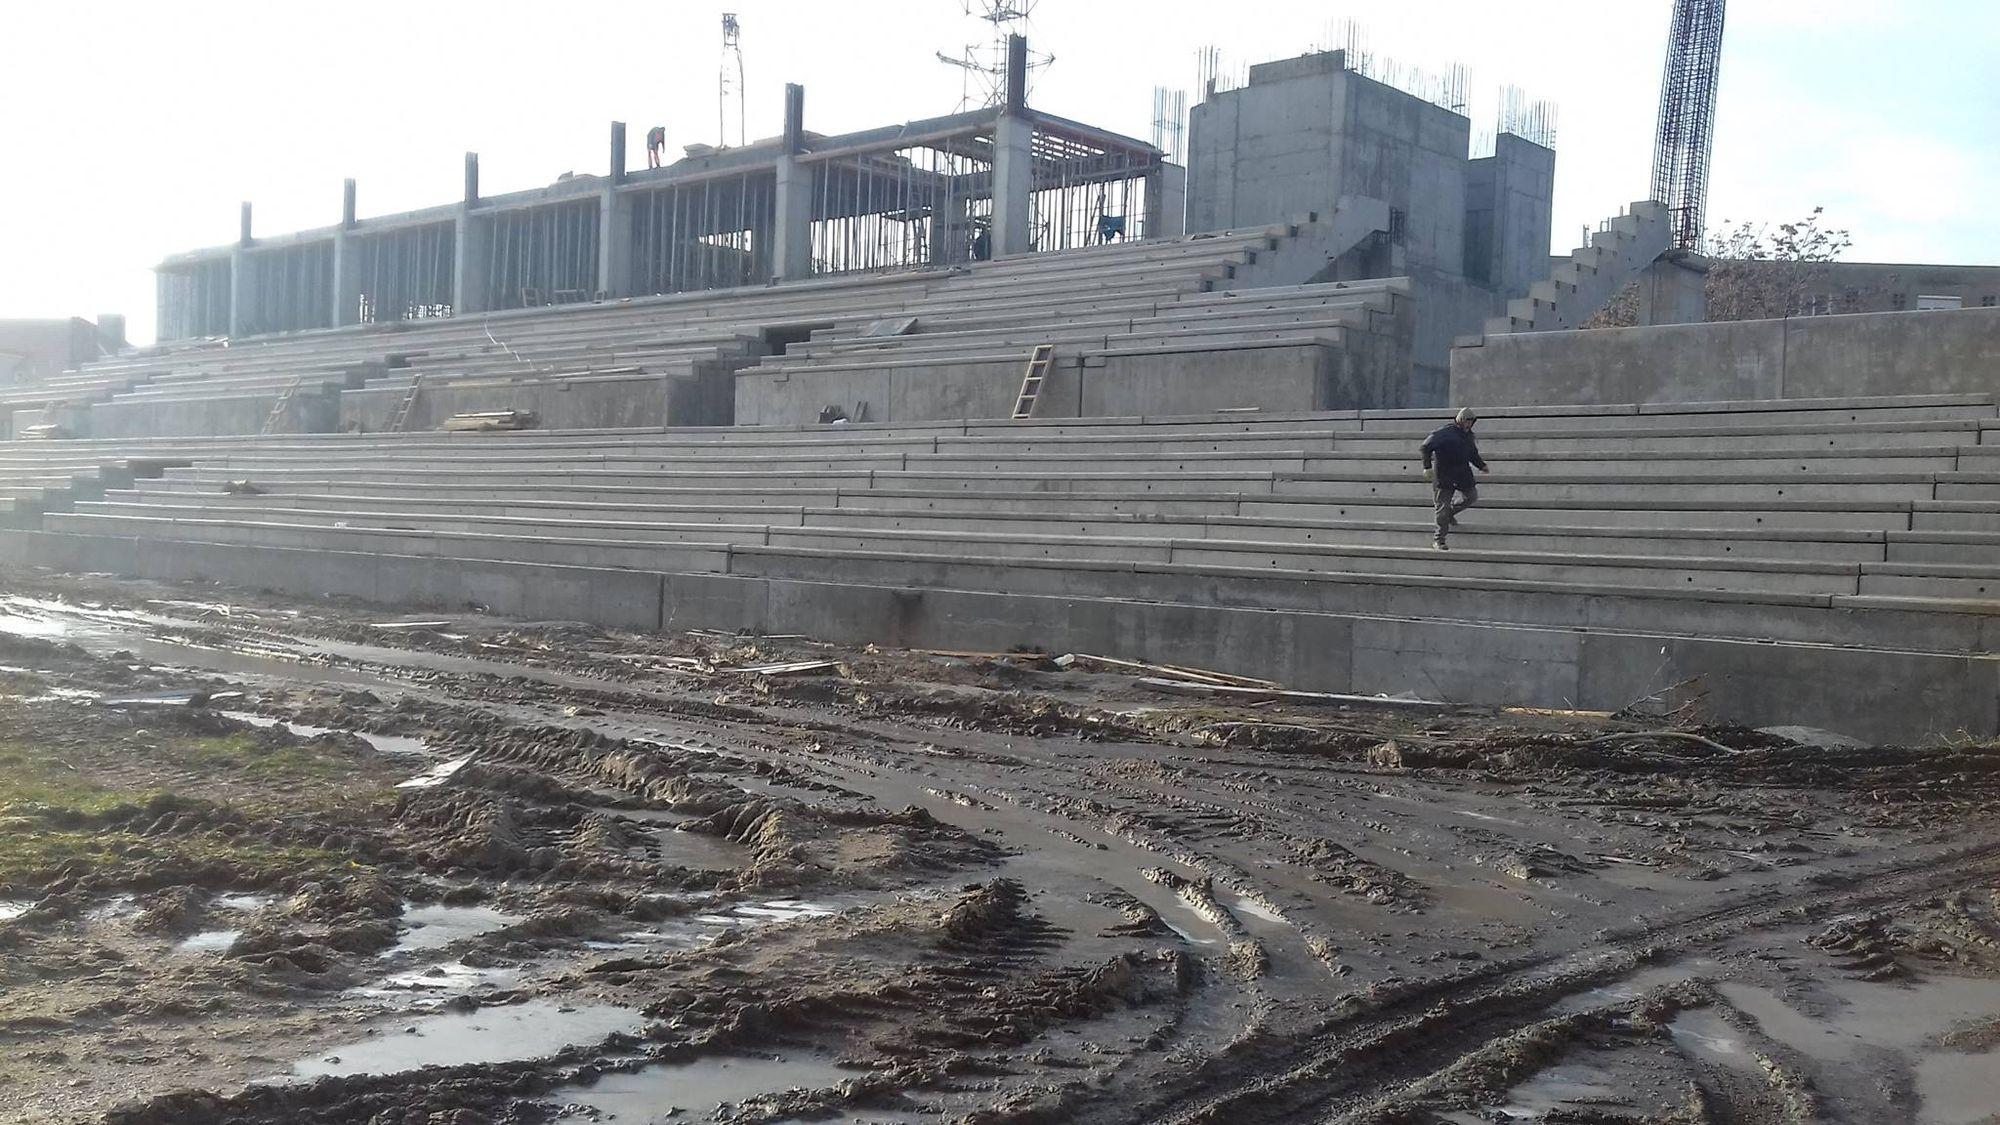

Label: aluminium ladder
[388,373,427,433]
[1011,344,1055,420]
[259,377,303,436]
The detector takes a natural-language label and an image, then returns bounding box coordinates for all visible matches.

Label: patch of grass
[0,746,142,815]
[0,823,363,891]
[158,730,369,785]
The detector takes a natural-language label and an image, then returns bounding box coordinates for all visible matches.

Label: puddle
[215,892,274,912]
[1668,1008,1752,1071]
[544,1053,854,1121]
[1443,1069,1624,1122]
[396,754,475,789]
[219,711,430,757]
[86,894,139,922]
[1227,894,1287,925]
[0,900,34,922]
[177,929,240,953]
[350,960,522,1004]
[1916,1048,2000,1125]
[384,903,525,954]
[1669,976,2000,1122]
[1554,958,1720,1015]
[0,609,69,638]
[289,1000,642,1078]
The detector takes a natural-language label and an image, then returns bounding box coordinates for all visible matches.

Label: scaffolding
[808,140,991,276]
[1028,124,1152,252]
[241,241,335,335]
[157,259,232,340]
[353,222,455,324]
[483,199,601,310]
[630,170,775,295]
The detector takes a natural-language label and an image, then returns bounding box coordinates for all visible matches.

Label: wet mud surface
[0,566,1997,1123]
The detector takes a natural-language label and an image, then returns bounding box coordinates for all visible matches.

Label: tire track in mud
[1101,841,2000,1125]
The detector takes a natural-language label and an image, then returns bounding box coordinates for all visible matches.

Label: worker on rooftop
[1421,407,1488,551]
[645,125,668,169]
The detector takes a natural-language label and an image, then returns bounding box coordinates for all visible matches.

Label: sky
[1,0,1995,344]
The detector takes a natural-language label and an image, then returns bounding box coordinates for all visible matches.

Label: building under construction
[156,51,1180,343]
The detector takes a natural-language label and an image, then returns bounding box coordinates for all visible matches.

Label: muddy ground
[0,566,1995,1124]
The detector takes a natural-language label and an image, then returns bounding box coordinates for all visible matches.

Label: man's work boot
[1432,535,1449,551]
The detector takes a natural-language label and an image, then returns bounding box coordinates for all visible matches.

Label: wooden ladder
[259,377,303,436]
[388,373,426,433]
[1012,344,1054,420]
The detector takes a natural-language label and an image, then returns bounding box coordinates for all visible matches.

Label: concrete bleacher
[0,392,1995,741]
[13,222,1394,439]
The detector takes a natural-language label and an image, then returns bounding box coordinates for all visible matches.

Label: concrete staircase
[0,393,1996,742]
[1483,200,1673,336]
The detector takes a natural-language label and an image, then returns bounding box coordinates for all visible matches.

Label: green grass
[157,730,371,785]
[0,728,386,893]
[0,746,141,815]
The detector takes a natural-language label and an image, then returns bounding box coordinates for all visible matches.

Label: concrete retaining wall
[732,342,1409,425]
[340,369,734,432]
[89,390,343,439]
[1453,306,2000,405]
[1,528,1991,743]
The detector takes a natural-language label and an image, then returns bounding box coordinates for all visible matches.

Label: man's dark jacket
[1420,424,1487,490]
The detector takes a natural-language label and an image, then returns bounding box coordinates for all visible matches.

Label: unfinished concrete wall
[339,373,695,432]
[1184,50,1545,411]
[1453,306,2000,405]
[731,338,1410,425]
[1464,134,1557,302]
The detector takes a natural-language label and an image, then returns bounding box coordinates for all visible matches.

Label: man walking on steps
[1421,407,1488,550]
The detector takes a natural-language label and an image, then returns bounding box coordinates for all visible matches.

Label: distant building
[0,317,124,385]
[1779,261,2000,316]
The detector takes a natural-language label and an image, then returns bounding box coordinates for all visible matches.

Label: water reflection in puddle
[545,1053,854,1123]
[385,904,525,955]
[0,901,34,922]
[290,1000,642,1078]
[177,929,240,954]
[218,711,431,757]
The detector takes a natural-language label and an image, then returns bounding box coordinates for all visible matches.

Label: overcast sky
[3,0,1994,343]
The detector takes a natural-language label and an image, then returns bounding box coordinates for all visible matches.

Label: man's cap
[1455,407,1477,424]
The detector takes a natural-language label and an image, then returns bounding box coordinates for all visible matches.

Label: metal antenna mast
[937,1,1051,110]
[1650,0,1726,250]
[720,13,746,148]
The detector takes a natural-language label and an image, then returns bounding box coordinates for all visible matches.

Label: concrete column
[331,179,360,325]
[454,209,489,314]
[992,112,1033,256]
[228,202,253,336]
[453,154,487,314]
[609,121,627,183]
[772,84,814,281]
[597,187,634,298]
[1145,163,1186,239]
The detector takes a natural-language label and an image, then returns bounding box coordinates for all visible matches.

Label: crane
[1650,0,1727,250]
[720,13,745,148]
